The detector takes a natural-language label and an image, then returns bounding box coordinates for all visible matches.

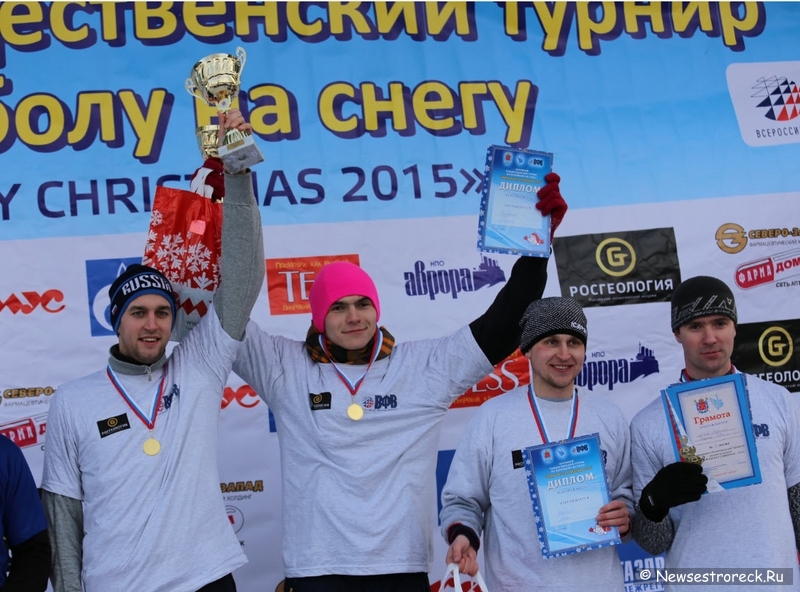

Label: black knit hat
[670,276,737,332]
[108,264,176,333]
[520,297,588,353]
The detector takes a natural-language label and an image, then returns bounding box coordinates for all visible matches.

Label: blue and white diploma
[523,433,620,558]
[477,145,553,257]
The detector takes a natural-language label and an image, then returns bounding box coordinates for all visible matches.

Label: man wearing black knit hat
[41,112,265,592]
[439,297,632,590]
[631,276,800,590]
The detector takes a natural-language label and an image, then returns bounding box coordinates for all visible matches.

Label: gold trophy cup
[185,47,263,173]
[195,125,220,160]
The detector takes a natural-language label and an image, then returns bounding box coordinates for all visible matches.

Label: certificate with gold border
[477,145,553,257]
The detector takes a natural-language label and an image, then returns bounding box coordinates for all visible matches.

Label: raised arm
[212,110,265,341]
[469,173,566,364]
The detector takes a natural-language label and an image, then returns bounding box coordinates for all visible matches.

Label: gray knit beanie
[519,297,588,353]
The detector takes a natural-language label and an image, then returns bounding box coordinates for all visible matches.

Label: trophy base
[218,134,264,174]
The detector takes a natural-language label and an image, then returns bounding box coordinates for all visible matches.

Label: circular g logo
[716,223,747,254]
[596,238,636,277]
[312,394,323,405]
[107,417,118,427]
[758,326,793,367]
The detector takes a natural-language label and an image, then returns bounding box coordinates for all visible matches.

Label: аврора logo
[404,257,506,300]
[575,344,660,392]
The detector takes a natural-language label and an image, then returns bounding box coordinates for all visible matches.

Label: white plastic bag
[440,562,489,592]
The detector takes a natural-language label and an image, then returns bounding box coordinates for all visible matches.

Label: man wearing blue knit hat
[42,112,263,592]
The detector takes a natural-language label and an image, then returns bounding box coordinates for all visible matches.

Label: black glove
[639,462,708,522]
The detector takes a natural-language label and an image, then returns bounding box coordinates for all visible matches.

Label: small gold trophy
[185,47,264,173]
[679,436,704,465]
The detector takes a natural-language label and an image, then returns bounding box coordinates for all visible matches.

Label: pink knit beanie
[309,262,381,332]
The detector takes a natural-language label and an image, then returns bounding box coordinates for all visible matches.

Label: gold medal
[143,437,161,456]
[347,403,364,421]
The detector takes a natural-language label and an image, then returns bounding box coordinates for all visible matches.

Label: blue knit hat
[108,264,177,332]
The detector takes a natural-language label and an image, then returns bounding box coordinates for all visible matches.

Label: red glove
[189,157,225,202]
[536,172,567,241]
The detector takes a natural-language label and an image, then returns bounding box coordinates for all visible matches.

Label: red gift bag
[143,185,222,342]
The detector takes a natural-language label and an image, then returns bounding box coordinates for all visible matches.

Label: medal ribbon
[320,329,383,397]
[107,365,167,430]
[527,384,579,444]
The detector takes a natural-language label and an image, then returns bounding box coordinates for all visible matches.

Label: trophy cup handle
[185,78,203,100]
[236,46,247,71]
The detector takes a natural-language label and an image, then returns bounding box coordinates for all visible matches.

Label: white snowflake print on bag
[143,185,222,342]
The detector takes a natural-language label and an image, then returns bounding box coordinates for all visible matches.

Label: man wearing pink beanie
[307,261,382,356]
[227,169,567,591]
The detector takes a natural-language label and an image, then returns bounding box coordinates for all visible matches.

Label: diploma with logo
[477,145,553,257]
[661,374,761,490]
[522,433,620,558]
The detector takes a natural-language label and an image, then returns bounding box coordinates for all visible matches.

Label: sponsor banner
[1,385,56,411]
[734,250,800,290]
[715,222,800,256]
[0,413,47,449]
[454,350,530,408]
[0,290,65,316]
[1,194,798,590]
[403,257,507,302]
[577,344,660,392]
[553,228,681,307]
[727,61,800,147]
[2,4,799,245]
[732,319,800,393]
[266,254,360,316]
[618,540,666,592]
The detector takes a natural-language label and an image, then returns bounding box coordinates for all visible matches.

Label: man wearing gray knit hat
[439,297,633,590]
[630,276,800,589]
